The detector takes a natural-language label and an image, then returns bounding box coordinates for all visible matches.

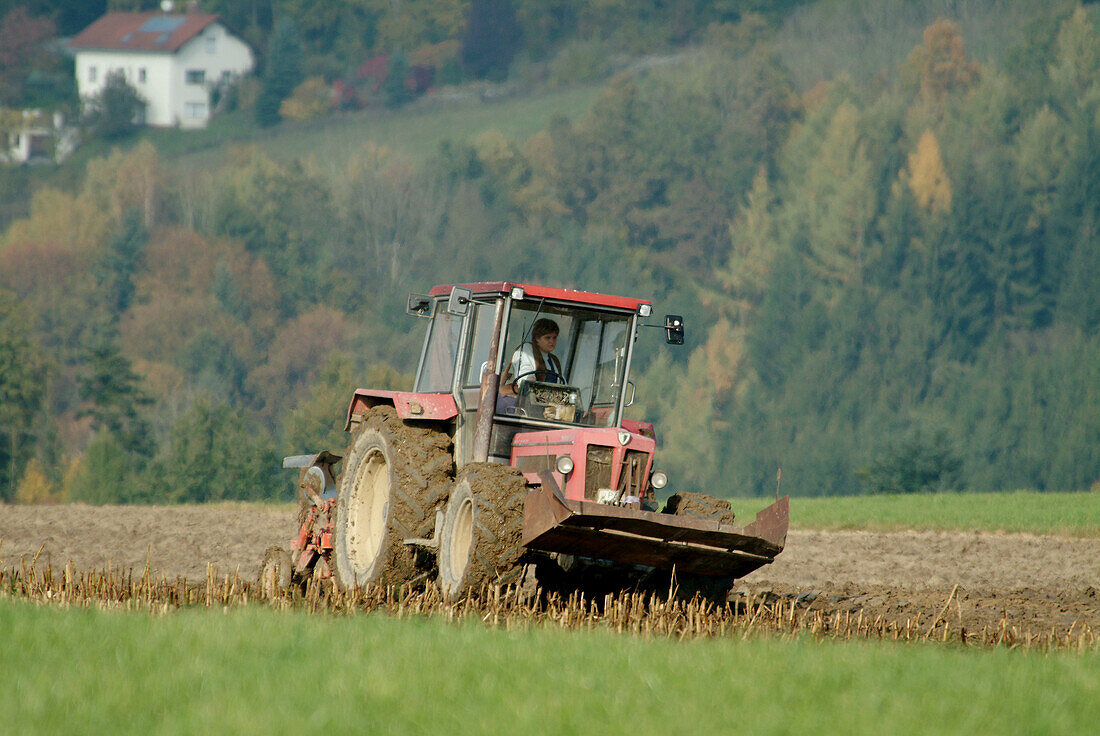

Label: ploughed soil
[2,503,1098,637]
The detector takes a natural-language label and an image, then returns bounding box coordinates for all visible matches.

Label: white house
[67,9,254,129]
[1,110,76,166]
[2,110,66,165]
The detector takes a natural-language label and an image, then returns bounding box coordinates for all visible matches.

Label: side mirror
[664,315,684,345]
[447,286,472,316]
[407,293,432,317]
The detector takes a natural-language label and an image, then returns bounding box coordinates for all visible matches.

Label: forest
[0,0,1097,504]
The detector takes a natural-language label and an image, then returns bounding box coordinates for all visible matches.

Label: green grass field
[165,84,600,174]
[3,599,1097,735]
[727,490,1100,537]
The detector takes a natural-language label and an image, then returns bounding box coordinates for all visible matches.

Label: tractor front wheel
[437,463,529,600]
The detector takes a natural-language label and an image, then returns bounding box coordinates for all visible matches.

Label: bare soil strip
[2,504,1098,636]
[737,528,1100,638]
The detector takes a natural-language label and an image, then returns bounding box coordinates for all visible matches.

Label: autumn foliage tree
[279,76,332,121]
[15,458,61,504]
[0,7,56,105]
[907,129,952,215]
[907,17,981,103]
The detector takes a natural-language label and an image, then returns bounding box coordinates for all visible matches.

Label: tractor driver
[499,318,564,397]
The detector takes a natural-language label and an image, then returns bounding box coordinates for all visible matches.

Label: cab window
[462,303,497,387]
[416,303,463,393]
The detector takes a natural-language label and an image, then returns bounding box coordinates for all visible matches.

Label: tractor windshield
[499,302,632,428]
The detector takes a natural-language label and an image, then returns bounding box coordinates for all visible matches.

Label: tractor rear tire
[437,463,529,601]
[332,406,453,590]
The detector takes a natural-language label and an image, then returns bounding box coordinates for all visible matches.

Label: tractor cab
[406,282,681,502]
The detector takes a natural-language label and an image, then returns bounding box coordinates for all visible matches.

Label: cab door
[413,300,464,394]
[453,298,502,469]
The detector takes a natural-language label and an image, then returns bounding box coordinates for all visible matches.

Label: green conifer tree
[255,17,304,127]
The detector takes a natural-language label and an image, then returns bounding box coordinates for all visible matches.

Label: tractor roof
[428,282,650,312]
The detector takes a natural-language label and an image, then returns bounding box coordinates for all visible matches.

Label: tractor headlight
[555,455,574,475]
[650,471,668,489]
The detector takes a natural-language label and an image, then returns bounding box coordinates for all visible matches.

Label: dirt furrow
[3,504,1098,635]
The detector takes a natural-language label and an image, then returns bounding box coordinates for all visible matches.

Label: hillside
[0,0,1098,505]
[159,84,601,172]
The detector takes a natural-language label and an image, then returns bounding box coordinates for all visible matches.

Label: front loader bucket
[523,476,788,579]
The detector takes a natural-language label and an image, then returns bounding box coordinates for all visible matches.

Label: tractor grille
[618,450,648,498]
[585,446,613,500]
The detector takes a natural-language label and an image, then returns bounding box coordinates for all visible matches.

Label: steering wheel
[511,369,565,386]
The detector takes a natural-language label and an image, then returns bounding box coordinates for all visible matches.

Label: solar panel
[138,17,185,34]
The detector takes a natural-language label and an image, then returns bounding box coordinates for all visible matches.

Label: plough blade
[523,478,788,578]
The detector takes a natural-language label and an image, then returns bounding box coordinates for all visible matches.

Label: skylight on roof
[138,17,185,34]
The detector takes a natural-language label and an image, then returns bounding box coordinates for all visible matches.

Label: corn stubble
[2,559,1095,652]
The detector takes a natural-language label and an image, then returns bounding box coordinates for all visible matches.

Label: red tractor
[261,282,788,599]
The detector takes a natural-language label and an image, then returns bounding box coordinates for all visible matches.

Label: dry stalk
[1,562,1095,652]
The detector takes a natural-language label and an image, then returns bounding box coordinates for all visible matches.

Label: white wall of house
[2,130,38,164]
[4,131,25,163]
[1,111,62,165]
[74,22,253,129]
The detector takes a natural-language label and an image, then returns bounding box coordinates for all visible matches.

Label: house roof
[67,12,220,54]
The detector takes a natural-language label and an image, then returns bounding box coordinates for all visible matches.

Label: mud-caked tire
[332,406,453,590]
[437,463,529,600]
[258,546,292,598]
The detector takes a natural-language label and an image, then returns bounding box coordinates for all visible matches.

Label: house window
[206,34,216,53]
[184,102,207,119]
[186,69,205,85]
[139,68,147,83]
[89,66,97,82]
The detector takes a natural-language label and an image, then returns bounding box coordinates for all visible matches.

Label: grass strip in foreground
[2,600,1099,736]
[6,563,1094,650]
